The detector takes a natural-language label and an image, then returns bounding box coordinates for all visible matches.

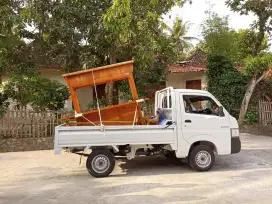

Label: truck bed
[54,125,177,154]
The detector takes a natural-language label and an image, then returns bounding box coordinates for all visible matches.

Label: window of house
[186,80,201,90]
[183,95,221,116]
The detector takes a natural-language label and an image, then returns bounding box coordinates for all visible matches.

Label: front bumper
[231,137,241,154]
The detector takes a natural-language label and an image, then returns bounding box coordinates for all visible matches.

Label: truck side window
[162,96,167,108]
[183,95,220,116]
[162,95,172,108]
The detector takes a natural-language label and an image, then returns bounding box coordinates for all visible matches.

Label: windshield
[183,95,220,116]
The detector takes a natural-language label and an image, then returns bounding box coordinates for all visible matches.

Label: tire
[189,145,215,171]
[86,149,115,178]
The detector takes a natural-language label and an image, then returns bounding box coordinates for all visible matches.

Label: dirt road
[1,133,272,204]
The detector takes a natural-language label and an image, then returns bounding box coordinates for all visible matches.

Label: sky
[163,0,257,45]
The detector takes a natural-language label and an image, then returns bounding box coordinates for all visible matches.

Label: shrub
[2,74,70,111]
[207,54,248,115]
[245,110,258,125]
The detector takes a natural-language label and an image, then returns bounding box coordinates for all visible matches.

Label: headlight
[231,128,239,137]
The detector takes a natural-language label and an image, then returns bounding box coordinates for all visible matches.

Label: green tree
[21,0,111,72]
[200,9,269,64]
[102,0,190,102]
[167,17,196,61]
[0,0,24,82]
[1,42,35,75]
[200,12,241,62]
[226,0,272,122]
[207,55,248,116]
[235,29,269,60]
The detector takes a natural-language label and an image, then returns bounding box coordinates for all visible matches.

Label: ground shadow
[115,147,272,177]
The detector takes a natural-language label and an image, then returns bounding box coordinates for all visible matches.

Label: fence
[259,101,272,125]
[0,110,71,138]
[0,103,156,139]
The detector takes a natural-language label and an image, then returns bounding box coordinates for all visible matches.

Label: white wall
[76,87,93,112]
[166,71,207,90]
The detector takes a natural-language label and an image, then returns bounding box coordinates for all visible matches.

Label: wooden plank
[269,102,271,124]
[44,113,47,137]
[70,88,81,113]
[32,112,35,138]
[262,101,265,124]
[259,101,262,125]
[63,61,134,89]
[28,111,31,137]
[7,110,10,137]
[63,61,133,77]
[52,112,55,137]
[267,102,269,123]
[38,112,40,137]
[266,102,269,124]
[267,103,272,123]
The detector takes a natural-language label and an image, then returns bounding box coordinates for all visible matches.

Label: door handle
[185,120,192,123]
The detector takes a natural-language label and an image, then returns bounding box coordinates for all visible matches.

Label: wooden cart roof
[62,60,134,77]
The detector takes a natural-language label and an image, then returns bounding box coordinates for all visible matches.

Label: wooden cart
[62,61,150,126]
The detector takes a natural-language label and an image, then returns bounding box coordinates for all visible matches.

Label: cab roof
[175,89,211,95]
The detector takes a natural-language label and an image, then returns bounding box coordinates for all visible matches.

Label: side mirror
[219,106,224,117]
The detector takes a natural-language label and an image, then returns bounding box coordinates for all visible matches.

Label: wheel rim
[195,150,211,168]
[91,154,110,174]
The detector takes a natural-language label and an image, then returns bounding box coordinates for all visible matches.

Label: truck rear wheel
[189,145,215,171]
[86,149,115,178]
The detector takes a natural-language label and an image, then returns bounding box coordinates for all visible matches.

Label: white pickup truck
[54,87,241,177]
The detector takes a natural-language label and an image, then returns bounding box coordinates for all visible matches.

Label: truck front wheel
[86,149,115,178]
[189,145,215,171]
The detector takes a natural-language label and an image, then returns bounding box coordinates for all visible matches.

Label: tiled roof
[168,50,208,73]
[186,50,208,67]
[168,64,207,73]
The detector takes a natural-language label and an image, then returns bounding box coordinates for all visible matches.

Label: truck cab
[155,87,241,159]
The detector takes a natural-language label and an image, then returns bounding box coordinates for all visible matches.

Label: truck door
[180,94,231,155]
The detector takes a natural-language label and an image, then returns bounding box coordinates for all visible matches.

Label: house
[166,50,207,90]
